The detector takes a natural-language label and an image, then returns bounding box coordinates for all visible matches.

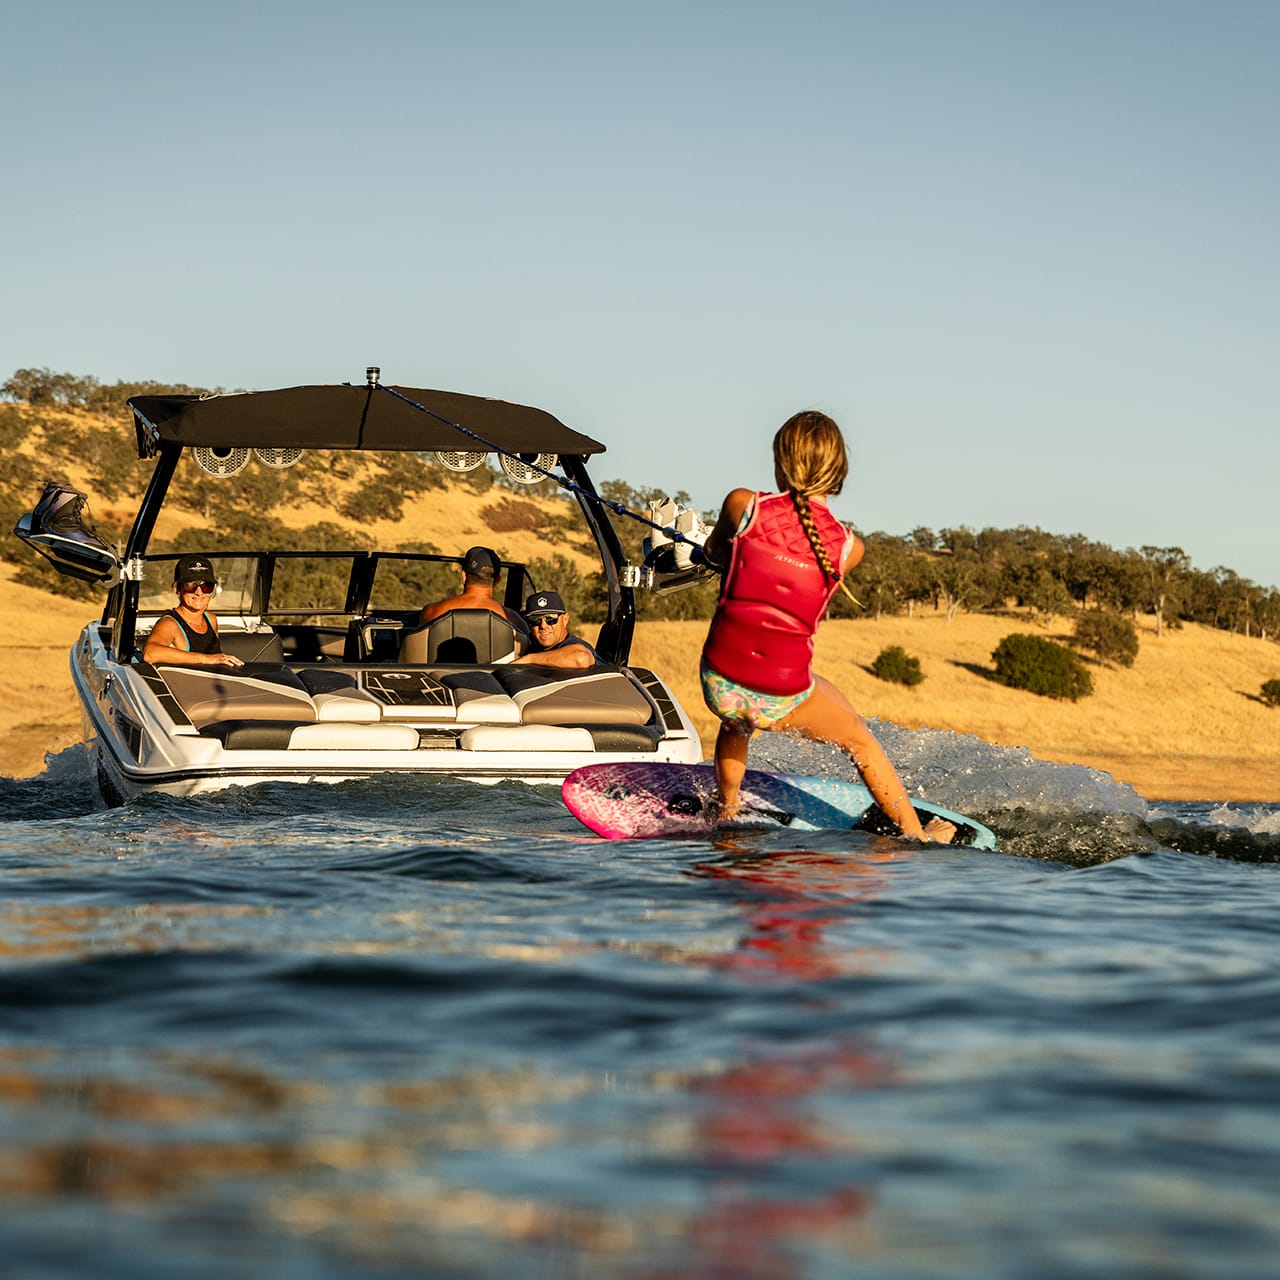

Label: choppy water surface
[1,730,1277,1279]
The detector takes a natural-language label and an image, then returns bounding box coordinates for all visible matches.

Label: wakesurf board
[562,762,996,849]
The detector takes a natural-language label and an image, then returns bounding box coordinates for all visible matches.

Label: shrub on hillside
[483,496,545,533]
[1261,679,1280,708]
[0,404,33,447]
[871,644,925,686]
[992,633,1094,700]
[1074,609,1139,667]
[341,482,405,522]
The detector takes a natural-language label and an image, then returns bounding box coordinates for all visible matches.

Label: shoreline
[2,567,1277,803]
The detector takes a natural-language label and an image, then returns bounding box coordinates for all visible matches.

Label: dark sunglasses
[181,581,216,595]
[530,613,563,625]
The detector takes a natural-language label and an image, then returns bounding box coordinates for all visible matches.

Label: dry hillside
[4,403,1279,800]
[5,552,1280,800]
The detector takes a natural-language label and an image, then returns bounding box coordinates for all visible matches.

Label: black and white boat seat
[216,630,286,665]
[491,666,654,726]
[293,667,383,722]
[437,671,521,723]
[198,720,420,751]
[285,722,419,750]
[398,609,524,665]
[148,658,664,755]
[458,725,596,751]
[152,664,317,728]
[360,669,456,720]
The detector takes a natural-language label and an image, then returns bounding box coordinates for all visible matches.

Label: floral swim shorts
[700,658,814,732]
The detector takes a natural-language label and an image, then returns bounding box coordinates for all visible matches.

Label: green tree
[0,404,33,447]
[1074,610,1139,667]
[526,554,599,622]
[341,482,405,522]
[1015,565,1074,626]
[844,532,908,619]
[1138,545,1189,638]
[1256,591,1280,643]
[930,548,1002,621]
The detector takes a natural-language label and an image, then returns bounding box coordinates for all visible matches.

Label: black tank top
[165,608,221,655]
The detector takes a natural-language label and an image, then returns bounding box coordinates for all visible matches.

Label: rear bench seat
[469,665,661,752]
[146,664,417,751]
[144,662,662,751]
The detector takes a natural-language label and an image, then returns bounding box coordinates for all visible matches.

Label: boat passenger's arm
[511,639,595,670]
[141,617,243,668]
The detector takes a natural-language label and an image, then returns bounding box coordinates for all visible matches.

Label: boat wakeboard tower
[10,372,711,801]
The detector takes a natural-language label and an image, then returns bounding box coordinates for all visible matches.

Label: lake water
[1,725,1277,1279]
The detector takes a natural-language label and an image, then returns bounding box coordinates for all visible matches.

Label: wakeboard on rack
[562,762,997,849]
[13,481,119,583]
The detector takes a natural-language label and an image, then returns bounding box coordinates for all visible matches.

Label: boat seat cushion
[580,724,661,752]
[156,664,316,727]
[360,669,457,721]
[492,666,654,725]
[294,667,383,722]
[438,671,521,724]
[458,725,595,752]
[287,722,420,750]
[218,630,286,664]
[200,719,420,751]
[199,720,298,750]
[399,609,525,664]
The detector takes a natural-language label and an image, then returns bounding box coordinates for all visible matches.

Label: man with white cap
[512,590,597,670]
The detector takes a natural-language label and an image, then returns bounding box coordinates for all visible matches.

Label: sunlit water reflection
[1,735,1277,1278]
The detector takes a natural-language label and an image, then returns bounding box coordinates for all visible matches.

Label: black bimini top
[128,383,606,456]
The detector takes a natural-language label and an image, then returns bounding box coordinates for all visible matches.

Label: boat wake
[1146,804,1280,865]
[0,745,100,822]
[750,723,1280,867]
[4,735,1277,867]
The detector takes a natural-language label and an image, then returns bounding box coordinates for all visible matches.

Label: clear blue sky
[4,2,1277,588]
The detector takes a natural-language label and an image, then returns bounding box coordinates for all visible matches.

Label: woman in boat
[142,554,243,669]
[699,410,953,842]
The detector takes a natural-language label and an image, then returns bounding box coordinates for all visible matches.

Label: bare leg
[775,675,954,843]
[713,722,753,821]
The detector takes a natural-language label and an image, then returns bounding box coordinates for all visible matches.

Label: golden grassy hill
[4,403,1279,800]
[5,550,1280,800]
[5,402,601,571]
[630,614,1280,803]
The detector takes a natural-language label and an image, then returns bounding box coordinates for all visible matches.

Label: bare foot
[706,794,741,825]
[922,816,957,845]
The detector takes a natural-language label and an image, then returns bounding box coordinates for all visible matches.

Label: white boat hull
[72,627,703,804]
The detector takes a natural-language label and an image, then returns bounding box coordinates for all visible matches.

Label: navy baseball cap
[174,554,215,583]
[463,546,500,575]
[523,590,566,619]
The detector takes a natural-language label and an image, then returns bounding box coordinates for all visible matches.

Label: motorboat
[16,371,707,803]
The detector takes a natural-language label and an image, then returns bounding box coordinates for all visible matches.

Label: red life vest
[702,492,852,695]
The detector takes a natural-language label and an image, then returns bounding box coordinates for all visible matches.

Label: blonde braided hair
[773,411,864,609]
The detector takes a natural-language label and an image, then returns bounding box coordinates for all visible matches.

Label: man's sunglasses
[180,581,216,595]
[530,613,563,625]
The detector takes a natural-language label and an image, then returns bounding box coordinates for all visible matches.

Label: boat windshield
[137,555,264,616]
[135,551,535,624]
